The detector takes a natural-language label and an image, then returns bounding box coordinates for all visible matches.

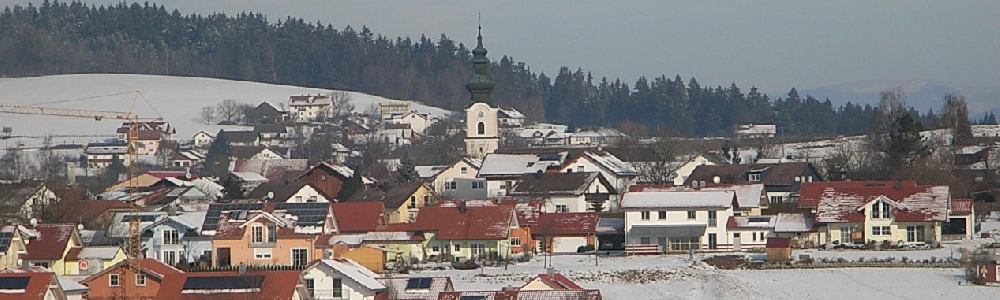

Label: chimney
[546,267,554,277]
[168,204,178,216]
[458,201,467,214]
[238,263,247,274]
[894,180,903,190]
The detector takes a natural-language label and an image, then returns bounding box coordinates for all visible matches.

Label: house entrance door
[732,233,741,251]
[708,233,717,250]
[217,247,231,267]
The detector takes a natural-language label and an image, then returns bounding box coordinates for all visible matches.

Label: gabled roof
[479,153,567,178]
[0,272,58,299]
[685,162,819,186]
[804,181,951,223]
[65,246,122,260]
[154,270,302,300]
[532,213,598,236]
[0,181,46,208]
[413,205,515,240]
[307,259,385,292]
[20,224,78,260]
[202,202,330,237]
[522,273,584,290]
[81,258,182,285]
[378,276,453,300]
[329,202,385,233]
[773,213,818,233]
[509,172,614,196]
[620,191,734,210]
[0,225,21,253]
[301,162,355,179]
[232,158,309,181]
[107,212,167,239]
[579,151,638,176]
[247,180,332,203]
[44,199,135,227]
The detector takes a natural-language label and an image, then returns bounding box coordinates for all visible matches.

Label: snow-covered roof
[231,172,269,182]
[498,107,526,119]
[415,166,447,179]
[701,184,765,209]
[774,213,816,233]
[318,162,355,178]
[58,275,89,293]
[620,191,733,210]
[326,234,365,246]
[727,215,776,229]
[584,152,637,176]
[313,259,386,292]
[75,246,122,260]
[107,212,167,238]
[479,153,565,177]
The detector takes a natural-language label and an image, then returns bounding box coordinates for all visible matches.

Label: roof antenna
[478,12,482,37]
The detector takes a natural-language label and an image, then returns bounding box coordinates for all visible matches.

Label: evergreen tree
[202,132,231,177]
[395,156,420,182]
[220,175,244,200]
[338,172,364,201]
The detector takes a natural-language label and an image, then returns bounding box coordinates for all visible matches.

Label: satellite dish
[713,176,721,184]
[77,223,84,230]
[29,218,38,226]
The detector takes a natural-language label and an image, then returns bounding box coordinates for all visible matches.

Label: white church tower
[464,26,500,159]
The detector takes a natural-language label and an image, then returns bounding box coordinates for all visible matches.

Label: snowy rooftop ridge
[620,190,733,209]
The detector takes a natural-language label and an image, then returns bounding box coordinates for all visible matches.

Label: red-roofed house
[330,202,387,233]
[520,273,584,291]
[154,270,308,300]
[532,212,598,253]
[19,224,83,275]
[80,258,183,300]
[800,181,970,245]
[204,202,334,267]
[298,162,354,201]
[413,204,519,261]
[0,272,69,299]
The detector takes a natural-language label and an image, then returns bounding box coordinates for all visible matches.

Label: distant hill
[802,80,1000,117]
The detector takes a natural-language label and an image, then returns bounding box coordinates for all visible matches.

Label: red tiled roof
[154,270,302,299]
[515,199,544,226]
[439,290,602,300]
[766,237,792,248]
[524,273,584,290]
[81,258,182,284]
[0,272,56,298]
[805,181,950,223]
[799,181,907,207]
[21,224,77,260]
[952,199,973,215]
[330,202,385,233]
[45,199,136,226]
[532,213,598,236]
[414,205,514,240]
[685,162,818,185]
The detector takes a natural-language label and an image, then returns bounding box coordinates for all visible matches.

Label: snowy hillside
[0,74,452,149]
[802,80,1000,116]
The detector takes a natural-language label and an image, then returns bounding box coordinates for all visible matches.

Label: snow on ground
[0,74,453,150]
[412,251,995,300]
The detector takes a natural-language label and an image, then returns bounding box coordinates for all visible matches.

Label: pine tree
[395,156,420,182]
[338,172,364,201]
[220,175,244,200]
[202,132,231,177]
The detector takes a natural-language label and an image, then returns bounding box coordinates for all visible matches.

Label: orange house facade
[80,259,182,300]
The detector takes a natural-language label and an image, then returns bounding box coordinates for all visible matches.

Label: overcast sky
[4,0,998,94]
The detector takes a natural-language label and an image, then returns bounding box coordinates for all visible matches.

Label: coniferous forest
[0,1,961,137]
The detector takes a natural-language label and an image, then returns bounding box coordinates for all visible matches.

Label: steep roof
[0,272,57,299]
[522,273,584,290]
[20,224,78,260]
[308,259,385,292]
[154,270,302,300]
[247,180,332,203]
[413,205,515,240]
[804,181,951,223]
[232,158,309,181]
[685,162,818,186]
[773,213,818,233]
[509,172,614,196]
[80,258,182,284]
[329,202,385,233]
[580,151,638,176]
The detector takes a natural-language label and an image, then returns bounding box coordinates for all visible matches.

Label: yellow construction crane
[1,97,163,298]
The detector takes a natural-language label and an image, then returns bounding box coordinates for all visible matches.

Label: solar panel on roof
[748,217,770,223]
[406,277,433,289]
[122,215,158,222]
[459,296,485,300]
[0,232,12,252]
[0,277,30,289]
[539,154,561,161]
[183,276,264,290]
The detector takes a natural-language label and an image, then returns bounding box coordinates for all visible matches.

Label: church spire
[466,17,495,106]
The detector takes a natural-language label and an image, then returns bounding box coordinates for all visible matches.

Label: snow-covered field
[413,243,996,300]
[0,74,452,150]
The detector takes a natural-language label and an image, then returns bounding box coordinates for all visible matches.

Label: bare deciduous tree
[330,91,355,119]
[216,99,241,122]
[199,106,215,124]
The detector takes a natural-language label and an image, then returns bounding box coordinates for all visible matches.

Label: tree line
[0,1,977,137]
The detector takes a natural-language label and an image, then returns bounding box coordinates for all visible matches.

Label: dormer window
[748,173,761,182]
[871,201,891,219]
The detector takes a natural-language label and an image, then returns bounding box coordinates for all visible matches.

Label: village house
[0,271,73,300]
[248,101,288,124]
[231,158,309,182]
[20,223,128,275]
[289,94,332,123]
[0,181,61,222]
[426,157,486,201]
[84,141,130,168]
[620,189,736,253]
[438,271,601,300]
[508,172,615,213]
[297,162,354,201]
[379,101,411,120]
[477,152,568,198]
[559,151,637,209]
[168,150,203,168]
[79,258,183,300]
[798,180,971,245]
[568,127,627,146]
[248,180,335,203]
[386,111,434,135]
[518,123,569,146]
[301,259,388,300]
[217,130,260,147]
[191,131,214,148]
[141,211,210,266]
[0,225,26,270]
[230,145,284,161]
[329,202,388,234]
[154,269,309,299]
[531,212,599,253]
[414,204,518,261]
[254,124,288,146]
[201,202,334,267]
[116,121,175,156]
[685,162,823,212]
[347,181,433,223]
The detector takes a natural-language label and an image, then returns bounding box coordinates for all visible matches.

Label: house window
[454,244,461,252]
[251,225,264,243]
[748,173,761,181]
[409,196,417,208]
[267,224,277,243]
[658,211,667,220]
[163,251,178,265]
[295,196,303,202]
[906,225,925,243]
[470,244,486,258]
[471,181,485,190]
[872,226,891,236]
[445,181,457,190]
[752,232,758,242]
[305,279,315,297]
[254,248,272,259]
[332,278,343,298]
[477,122,485,135]
[669,237,700,251]
[641,211,650,220]
[510,237,521,246]
[163,229,179,245]
[687,211,697,220]
[307,196,317,202]
[708,211,718,227]
[431,244,440,252]
[292,248,309,266]
[769,196,783,204]
[839,226,855,243]
[460,167,468,175]
[135,274,146,286]
[577,165,584,172]
[110,274,120,287]
[640,237,650,244]
[872,202,891,219]
[556,205,568,213]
